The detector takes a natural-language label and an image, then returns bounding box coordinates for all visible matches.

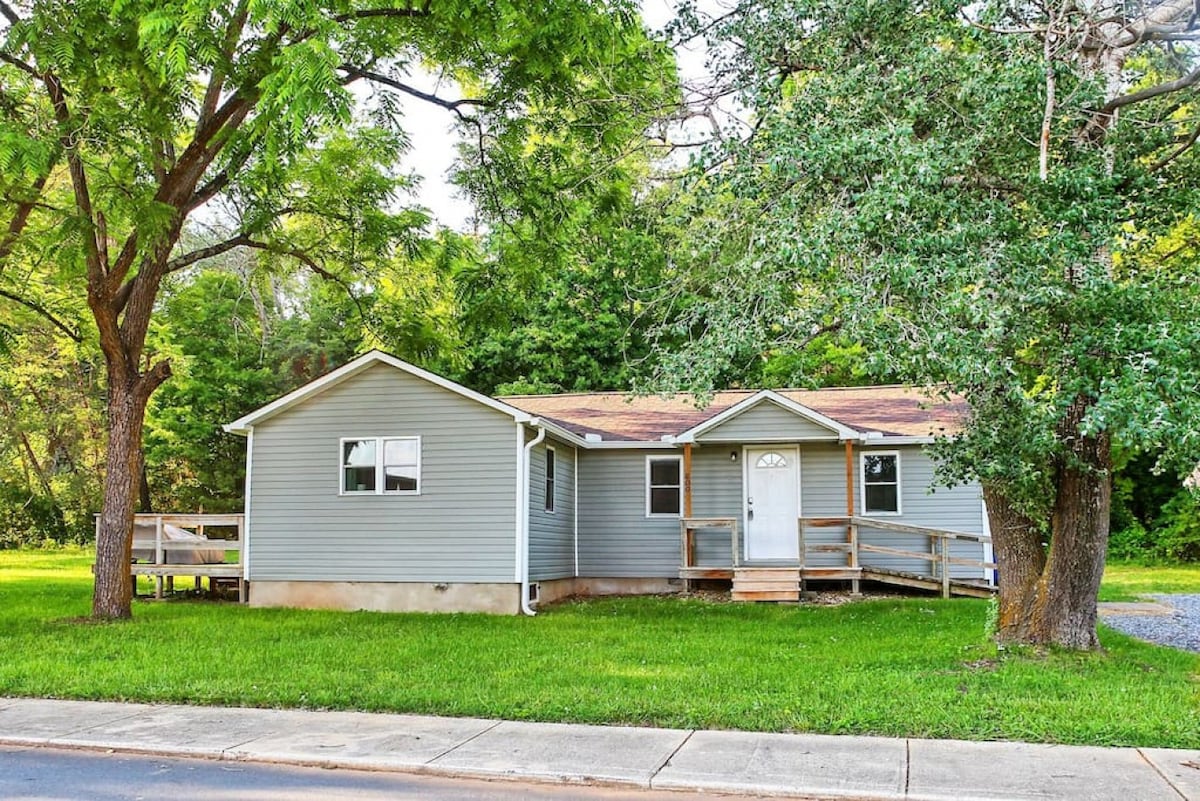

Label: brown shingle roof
[502,387,967,441]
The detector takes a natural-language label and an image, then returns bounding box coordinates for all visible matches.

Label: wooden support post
[844,441,859,593]
[941,538,951,599]
[844,440,855,517]
[679,520,690,592]
[682,443,693,518]
[154,515,164,600]
[849,521,860,596]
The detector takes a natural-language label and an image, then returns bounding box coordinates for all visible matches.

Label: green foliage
[453,203,670,394]
[651,0,1200,523]
[0,0,676,554]
[1156,491,1200,563]
[0,482,75,548]
[1108,522,1155,562]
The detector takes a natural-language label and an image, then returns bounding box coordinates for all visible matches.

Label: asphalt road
[0,745,766,801]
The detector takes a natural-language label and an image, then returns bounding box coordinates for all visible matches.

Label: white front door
[744,447,800,561]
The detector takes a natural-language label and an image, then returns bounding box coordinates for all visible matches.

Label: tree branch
[0,167,53,268]
[340,64,486,117]
[331,5,431,23]
[241,239,369,319]
[1096,65,1200,116]
[197,0,249,129]
[0,1,22,25]
[0,50,39,78]
[164,233,251,273]
[1149,118,1200,171]
[0,288,82,342]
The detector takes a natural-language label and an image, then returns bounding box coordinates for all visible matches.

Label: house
[224,350,994,614]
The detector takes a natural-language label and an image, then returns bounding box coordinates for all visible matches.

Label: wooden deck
[680,516,996,601]
[121,513,247,602]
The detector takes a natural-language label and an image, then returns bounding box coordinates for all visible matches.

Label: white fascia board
[872,435,938,445]
[224,349,532,434]
[677,390,860,442]
[533,418,590,449]
[586,440,679,450]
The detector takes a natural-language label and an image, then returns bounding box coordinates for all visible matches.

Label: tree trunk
[1039,405,1112,649]
[983,484,1047,644]
[985,396,1112,650]
[138,449,153,513]
[91,380,152,619]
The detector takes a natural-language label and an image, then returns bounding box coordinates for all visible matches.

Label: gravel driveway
[1101,594,1200,653]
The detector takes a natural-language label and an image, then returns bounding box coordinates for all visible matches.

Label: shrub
[1156,490,1200,562]
[1108,521,1155,561]
[0,482,90,548]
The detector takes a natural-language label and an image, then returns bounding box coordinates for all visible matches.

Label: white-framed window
[545,445,556,513]
[861,451,901,515]
[340,436,421,495]
[646,455,683,517]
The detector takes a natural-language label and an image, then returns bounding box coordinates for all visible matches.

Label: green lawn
[1100,561,1200,601]
[1,549,1197,748]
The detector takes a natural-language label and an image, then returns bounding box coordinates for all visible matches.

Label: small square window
[862,452,900,515]
[647,456,682,517]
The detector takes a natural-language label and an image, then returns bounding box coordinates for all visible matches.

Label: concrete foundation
[249,580,522,614]
[535,576,681,605]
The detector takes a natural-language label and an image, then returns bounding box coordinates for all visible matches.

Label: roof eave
[224,350,533,432]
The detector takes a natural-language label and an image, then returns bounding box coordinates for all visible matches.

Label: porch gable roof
[674,390,857,442]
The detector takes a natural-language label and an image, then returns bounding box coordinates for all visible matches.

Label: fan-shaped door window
[755,452,788,469]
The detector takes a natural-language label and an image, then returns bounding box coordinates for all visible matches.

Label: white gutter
[243,427,253,581]
[573,445,579,577]
[518,420,546,616]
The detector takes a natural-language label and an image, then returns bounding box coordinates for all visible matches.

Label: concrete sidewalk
[0,697,1196,800]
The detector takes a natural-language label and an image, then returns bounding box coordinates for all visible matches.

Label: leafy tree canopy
[0,0,675,618]
[653,0,1200,647]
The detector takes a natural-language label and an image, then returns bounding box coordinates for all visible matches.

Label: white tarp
[132,522,226,565]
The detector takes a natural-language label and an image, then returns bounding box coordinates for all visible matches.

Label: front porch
[674,432,995,601]
[678,517,996,601]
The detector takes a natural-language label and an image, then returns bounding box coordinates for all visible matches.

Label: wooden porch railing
[681,515,995,598]
[97,513,247,602]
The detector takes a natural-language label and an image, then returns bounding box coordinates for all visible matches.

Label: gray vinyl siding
[248,362,518,583]
[696,401,838,442]
[529,437,577,581]
[577,449,681,577]
[689,447,743,567]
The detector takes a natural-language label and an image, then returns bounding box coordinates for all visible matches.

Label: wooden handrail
[683,514,994,599]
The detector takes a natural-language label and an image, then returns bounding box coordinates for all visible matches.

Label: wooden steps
[732,567,801,602]
[724,565,994,603]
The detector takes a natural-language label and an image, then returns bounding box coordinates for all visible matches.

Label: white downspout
[519,422,546,616]
[243,426,254,581]
[573,445,579,578]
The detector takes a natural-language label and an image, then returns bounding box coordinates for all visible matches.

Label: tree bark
[985,395,1112,649]
[138,448,153,513]
[91,380,151,619]
[1038,397,1111,649]
[983,484,1047,644]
